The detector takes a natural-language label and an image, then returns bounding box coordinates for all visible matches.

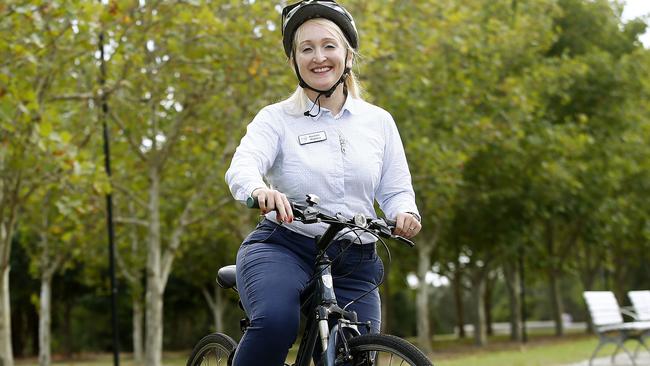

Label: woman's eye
[301,47,312,53]
[325,44,336,49]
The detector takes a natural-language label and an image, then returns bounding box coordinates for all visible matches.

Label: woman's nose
[313,48,326,62]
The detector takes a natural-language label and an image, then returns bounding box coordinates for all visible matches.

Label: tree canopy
[1,0,649,364]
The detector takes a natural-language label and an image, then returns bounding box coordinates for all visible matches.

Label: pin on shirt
[338,133,346,154]
[335,127,347,155]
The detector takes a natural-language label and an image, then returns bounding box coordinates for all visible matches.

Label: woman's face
[294,20,349,93]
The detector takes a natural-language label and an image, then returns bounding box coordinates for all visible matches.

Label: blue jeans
[232,219,384,366]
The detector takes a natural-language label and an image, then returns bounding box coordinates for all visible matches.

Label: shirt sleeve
[225,108,281,202]
[375,113,420,219]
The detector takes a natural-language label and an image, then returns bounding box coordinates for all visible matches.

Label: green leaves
[1,0,648,351]
[357,0,650,306]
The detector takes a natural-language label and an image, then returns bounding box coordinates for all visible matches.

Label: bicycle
[187,194,433,366]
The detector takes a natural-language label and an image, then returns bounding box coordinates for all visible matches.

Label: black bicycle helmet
[281,0,359,58]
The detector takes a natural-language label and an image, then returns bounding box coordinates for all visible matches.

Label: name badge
[298,131,327,145]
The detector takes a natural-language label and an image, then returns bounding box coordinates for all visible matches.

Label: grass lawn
[16,331,608,366]
[432,333,600,366]
[16,353,188,366]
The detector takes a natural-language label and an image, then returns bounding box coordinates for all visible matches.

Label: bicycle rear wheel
[345,334,433,366]
[186,332,237,366]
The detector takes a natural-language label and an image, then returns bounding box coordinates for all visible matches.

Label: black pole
[519,246,527,343]
[99,30,120,366]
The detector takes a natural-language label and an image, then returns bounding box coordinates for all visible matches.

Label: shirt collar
[342,96,361,115]
[307,95,361,121]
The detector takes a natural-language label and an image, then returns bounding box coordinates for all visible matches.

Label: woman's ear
[346,53,354,68]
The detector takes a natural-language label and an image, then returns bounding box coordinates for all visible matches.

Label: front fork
[315,252,375,365]
[318,308,331,352]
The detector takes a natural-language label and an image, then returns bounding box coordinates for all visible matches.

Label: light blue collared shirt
[225,96,419,243]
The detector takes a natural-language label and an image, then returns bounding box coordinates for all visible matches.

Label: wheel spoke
[188,334,237,366]
[198,346,229,366]
[346,334,432,366]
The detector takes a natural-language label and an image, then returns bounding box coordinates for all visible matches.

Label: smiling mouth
[312,66,333,74]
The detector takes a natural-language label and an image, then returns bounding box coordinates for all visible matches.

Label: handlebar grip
[246,196,260,209]
[378,218,415,247]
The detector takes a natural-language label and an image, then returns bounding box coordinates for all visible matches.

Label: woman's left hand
[393,212,421,239]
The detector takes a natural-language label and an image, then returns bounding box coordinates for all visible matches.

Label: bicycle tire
[345,333,433,366]
[186,332,237,366]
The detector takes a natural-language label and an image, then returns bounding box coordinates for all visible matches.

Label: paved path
[565,352,650,365]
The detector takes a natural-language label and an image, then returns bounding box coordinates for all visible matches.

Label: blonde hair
[285,18,362,114]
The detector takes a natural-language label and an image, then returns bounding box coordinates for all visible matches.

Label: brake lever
[394,236,415,247]
[371,218,415,247]
[370,219,393,238]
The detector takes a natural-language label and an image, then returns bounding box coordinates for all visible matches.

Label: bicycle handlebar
[246,195,415,247]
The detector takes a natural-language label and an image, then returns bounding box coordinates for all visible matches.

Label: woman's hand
[393,212,421,239]
[251,188,294,223]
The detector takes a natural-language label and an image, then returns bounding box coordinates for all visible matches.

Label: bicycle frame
[235,195,412,366]
[293,252,366,366]
[239,220,368,366]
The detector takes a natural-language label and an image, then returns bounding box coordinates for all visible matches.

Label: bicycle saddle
[216,265,237,289]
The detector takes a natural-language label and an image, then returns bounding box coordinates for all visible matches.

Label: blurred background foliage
[1,0,649,362]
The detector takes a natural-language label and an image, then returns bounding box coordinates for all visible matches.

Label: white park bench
[583,291,650,366]
[628,290,650,321]
[628,290,650,355]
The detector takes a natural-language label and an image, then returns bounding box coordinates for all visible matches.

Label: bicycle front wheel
[186,332,237,366]
[345,334,433,366]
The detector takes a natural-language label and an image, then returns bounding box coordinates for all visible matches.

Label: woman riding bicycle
[225,1,421,365]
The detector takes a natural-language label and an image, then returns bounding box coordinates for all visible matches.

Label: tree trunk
[545,219,564,336]
[1,207,17,366]
[484,273,493,336]
[144,257,162,362]
[121,200,145,365]
[145,278,163,366]
[548,272,564,336]
[215,285,224,332]
[452,250,466,339]
[578,239,596,334]
[145,167,163,366]
[611,252,628,304]
[38,276,52,366]
[37,195,60,366]
[201,284,224,333]
[142,146,208,365]
[503,261,522,341]
[0,264,14,366]
[133,298,144,365]
[415,243,433,356]
[472,272,487,346]
[452,275,466,338]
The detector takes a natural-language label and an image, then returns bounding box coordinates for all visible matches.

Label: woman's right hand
[251,188,294,223]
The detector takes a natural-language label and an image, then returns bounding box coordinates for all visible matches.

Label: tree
[21,181,100,366]
[0,2,103,364]
[360,0,561,347]
[529,0,649,334]
[98,2,292,364]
